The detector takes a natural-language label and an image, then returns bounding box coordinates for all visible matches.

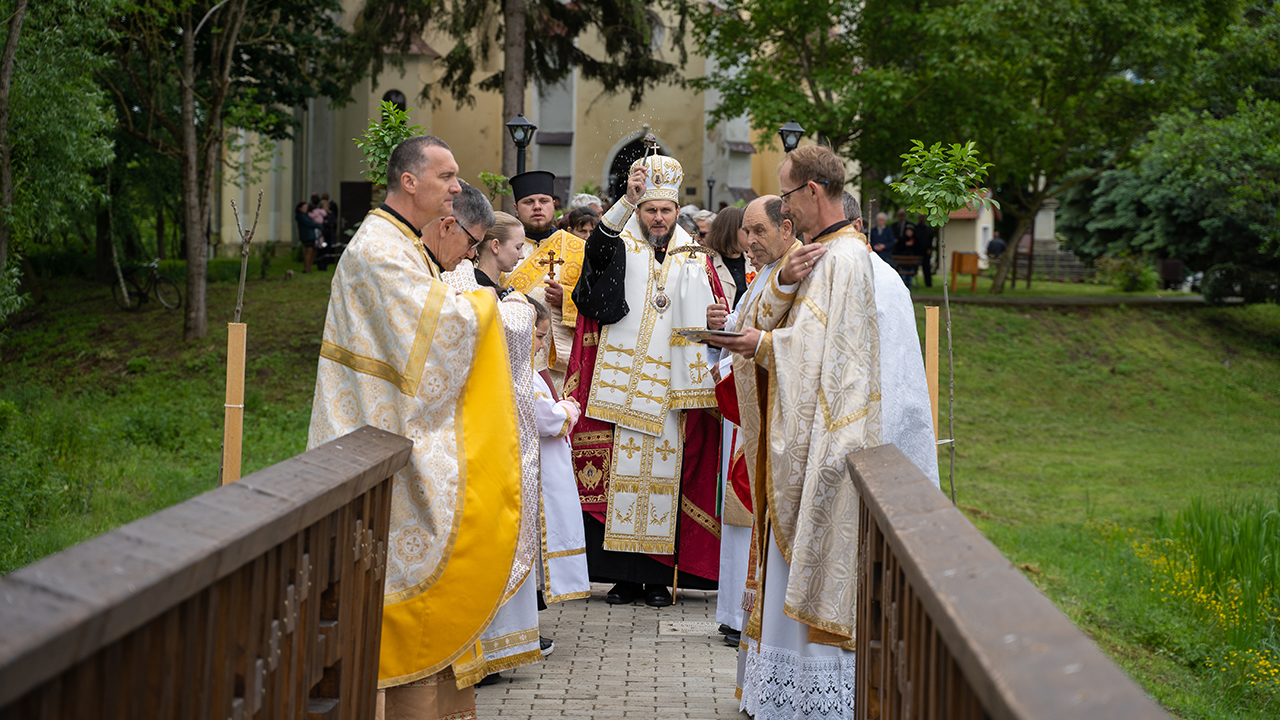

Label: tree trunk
[989,212,1035,294]
[156,203,166,260]
[0,0,29,273]
[501,0,527,213]
[180,8,207,339]
[95,205,113,281]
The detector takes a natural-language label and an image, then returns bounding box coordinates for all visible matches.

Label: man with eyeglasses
[308,135,523,720]
[421,181,493,273]
[706,144,936,718]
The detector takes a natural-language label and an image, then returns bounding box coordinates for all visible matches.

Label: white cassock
[532,372,591,602]
[735,229,937,719]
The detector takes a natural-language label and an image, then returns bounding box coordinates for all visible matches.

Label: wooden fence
[849,444,1171,720]
[0,426,411,720]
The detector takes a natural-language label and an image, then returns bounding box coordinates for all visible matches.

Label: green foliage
[1061,98,1280,271]
[349,0,681,111]
[577,181,604,198]
[1201,264,1280,305]
[478,171,511,201]
[355,101,426,188]
[4,0,118,254]
[1095,256,1160,293]
[891,140,997,229]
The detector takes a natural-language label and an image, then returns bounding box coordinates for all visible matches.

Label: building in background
[214,3,790,255]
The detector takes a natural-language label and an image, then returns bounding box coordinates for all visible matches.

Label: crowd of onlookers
[294,192,340,274]
[868,209,937,287]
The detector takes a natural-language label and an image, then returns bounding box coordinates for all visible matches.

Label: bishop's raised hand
[625,166,648,206]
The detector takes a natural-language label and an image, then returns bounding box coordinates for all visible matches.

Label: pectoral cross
[537,250,566,281]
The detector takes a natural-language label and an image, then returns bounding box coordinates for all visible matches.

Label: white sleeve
[535,392,573,439]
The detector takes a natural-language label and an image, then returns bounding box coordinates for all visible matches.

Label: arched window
[381,89,407,114]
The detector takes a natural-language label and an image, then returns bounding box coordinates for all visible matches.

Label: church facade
[212,2,790,254]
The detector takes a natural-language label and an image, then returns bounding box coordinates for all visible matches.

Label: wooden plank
[847,445,1170,720]
[222,322,248,485]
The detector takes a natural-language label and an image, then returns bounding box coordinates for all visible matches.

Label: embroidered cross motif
[637,390,664,404]
[603,343,636,357]
[644,355,671,369]
[600,380,629,393]
[688,352,710,383]
[655,440,677,462]
[620,437,642,458]
[639,372,666,386]
[537,249,566,280]
[600,360,631,374]
[760,304,774,320]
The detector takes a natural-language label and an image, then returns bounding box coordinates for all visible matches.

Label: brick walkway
[475,583,745,719]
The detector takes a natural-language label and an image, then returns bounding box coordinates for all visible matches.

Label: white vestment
[533,372,591,602]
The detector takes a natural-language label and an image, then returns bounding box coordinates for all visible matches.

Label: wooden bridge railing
[0,426,411,720]
[849,445,1171,720]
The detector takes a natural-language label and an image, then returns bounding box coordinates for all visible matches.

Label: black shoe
[540,636,555,657]
[605,581,642,605]
[724,630,741,647]
[478,673,501,687]
[644,584,672,607]
[717,624,733,635]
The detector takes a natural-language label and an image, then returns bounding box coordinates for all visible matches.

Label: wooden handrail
[0,425,412,718]
[848,444,1170,720]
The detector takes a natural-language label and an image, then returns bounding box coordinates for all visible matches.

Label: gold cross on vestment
[620,437,642,459]
[688,352,710,383]
[537,249,566,281]
[655,439,677,462]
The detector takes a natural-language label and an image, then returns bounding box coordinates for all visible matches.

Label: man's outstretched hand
[706,327,762,360]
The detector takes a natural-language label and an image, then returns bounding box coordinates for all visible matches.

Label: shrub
[1096,255,1159,292]
[1202,264,1280,306]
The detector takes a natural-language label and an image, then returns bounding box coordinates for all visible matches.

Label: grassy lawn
[1,264,1277,717]
[910,271,1196,298]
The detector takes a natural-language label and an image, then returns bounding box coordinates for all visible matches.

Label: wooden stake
[221,322,246,484]
[925,306,939,442]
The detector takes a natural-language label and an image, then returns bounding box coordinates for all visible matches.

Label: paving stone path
[475,583,744,719]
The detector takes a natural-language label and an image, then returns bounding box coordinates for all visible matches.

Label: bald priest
[566,154,726,608]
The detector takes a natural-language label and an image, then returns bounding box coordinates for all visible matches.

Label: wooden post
[222,322,247,484]
[925,306,939,442]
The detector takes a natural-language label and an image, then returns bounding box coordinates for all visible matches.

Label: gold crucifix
[537,249,566,281]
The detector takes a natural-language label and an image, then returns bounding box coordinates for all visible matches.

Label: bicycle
[112,258,182,311]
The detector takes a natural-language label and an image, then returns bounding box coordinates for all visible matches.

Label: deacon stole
[502,229,586,380]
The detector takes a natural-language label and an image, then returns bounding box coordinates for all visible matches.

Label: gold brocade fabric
[503,230,586,383]
[733,228,881,645]
[308,211,522,686]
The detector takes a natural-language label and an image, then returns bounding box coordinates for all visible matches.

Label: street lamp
[778,121,805,153]
[706,175,715,209]
[505,113,538,174]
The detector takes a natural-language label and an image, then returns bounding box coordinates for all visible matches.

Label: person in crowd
[294,201,322,274]
[569,193,604,213]
[988,229,1007,258]
[892,208,914,246]
[693,209,716,243]
[320,191,340,248]
[868,211,896,265]
[842,191,863,232]
[564,206,600,240]
[915,213,936,287]
[308,135,522,720]
[704,206,750,309]
[706,145,936,719]
[677,205,700,237]
[897,224,921,287]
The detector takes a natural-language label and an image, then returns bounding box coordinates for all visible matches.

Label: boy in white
[529,299,592,604]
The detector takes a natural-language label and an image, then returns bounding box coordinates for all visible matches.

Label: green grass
[910,272,1195,297]
[2,264,1278,717]
[923,301,1280,718]
[0,260,331,570]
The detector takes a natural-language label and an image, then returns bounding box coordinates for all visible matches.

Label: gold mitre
[629,154,683,206]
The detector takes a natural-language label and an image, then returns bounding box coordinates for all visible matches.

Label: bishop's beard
[640,223,675,249]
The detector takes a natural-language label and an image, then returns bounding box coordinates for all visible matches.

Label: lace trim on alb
[740,643,856,719]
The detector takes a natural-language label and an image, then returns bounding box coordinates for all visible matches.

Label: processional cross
[537,249,566,281]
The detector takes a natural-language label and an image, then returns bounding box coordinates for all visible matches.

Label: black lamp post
[706,175,716,209]
[778,121,805,153]
[505,113,537,174]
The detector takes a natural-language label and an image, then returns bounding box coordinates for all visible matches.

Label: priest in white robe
[708,146,936,719]
[308,136,521,720]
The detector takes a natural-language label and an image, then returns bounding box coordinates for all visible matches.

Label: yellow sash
[502,229,585,326]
